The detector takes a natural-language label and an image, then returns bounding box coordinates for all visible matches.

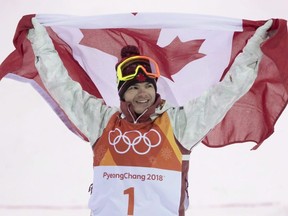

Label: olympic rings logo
[108,128,162,155]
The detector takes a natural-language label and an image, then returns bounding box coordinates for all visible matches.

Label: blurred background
[0,1,287,215]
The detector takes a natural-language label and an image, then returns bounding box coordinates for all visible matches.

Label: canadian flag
[1,13,288,149]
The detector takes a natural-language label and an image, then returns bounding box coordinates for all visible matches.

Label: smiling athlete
[27,18,272,216]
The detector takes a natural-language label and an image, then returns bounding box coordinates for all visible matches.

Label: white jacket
[27,18,272,151]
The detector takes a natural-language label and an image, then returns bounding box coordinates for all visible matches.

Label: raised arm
[27,18,118,145]
[171,20,273,149]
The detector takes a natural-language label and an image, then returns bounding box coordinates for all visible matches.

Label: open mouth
[136,99,149,104]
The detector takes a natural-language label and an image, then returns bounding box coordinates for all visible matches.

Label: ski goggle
[116,56,160,83]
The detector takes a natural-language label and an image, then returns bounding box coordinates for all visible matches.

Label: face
[123,82,156,114]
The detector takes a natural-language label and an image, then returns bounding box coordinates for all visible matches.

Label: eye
[146,83,154,88]
[127,85,138,90]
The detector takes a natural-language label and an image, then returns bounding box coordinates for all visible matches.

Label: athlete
[27,18,272,216]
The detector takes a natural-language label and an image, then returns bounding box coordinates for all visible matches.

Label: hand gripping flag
[0,13,287,149]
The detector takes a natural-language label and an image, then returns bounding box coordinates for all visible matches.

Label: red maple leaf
[80,28,205,81]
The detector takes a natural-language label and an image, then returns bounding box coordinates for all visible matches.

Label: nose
[137,87,146,97]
